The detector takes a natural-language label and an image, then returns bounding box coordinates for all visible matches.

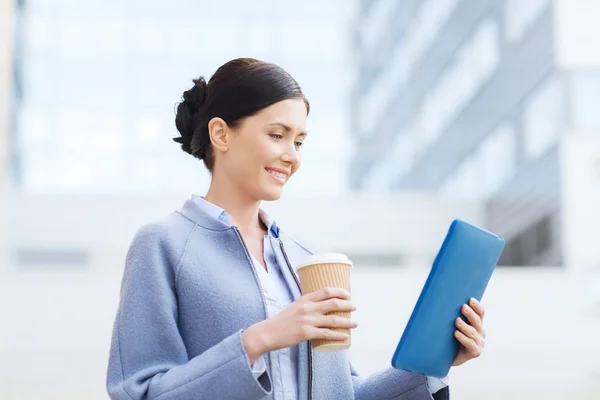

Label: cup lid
[296,253,353,270]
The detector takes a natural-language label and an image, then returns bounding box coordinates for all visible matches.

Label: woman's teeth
[267,169,286,179]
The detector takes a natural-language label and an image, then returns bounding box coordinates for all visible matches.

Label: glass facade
[352,0,569,265]
[11,0,354,196]
[505,0,551,42]
[570,72,600,132]
[413,18,500,155]
[440,123,516,200]
[523,76,566,160]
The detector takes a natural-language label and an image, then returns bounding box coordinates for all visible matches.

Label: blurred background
[1,0,600,398]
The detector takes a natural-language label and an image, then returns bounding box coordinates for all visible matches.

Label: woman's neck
[204,177,264,235]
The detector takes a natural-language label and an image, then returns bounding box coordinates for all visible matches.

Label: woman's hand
[242,287,357,363]
[452,298,487,367]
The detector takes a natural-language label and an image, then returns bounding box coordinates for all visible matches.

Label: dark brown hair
[174,58,310,171]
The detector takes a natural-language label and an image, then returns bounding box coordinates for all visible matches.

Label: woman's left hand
[452,298,486,367]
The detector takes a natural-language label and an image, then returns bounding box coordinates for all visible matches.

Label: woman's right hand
[242,287,358,363]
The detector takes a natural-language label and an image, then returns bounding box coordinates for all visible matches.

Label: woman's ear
[208,117,230,153]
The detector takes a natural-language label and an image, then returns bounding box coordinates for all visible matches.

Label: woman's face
[215,98,308,201]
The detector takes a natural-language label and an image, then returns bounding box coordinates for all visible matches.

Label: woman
[106,58,487,400]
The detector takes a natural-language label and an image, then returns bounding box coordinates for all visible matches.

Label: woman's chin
[259,185,284,201]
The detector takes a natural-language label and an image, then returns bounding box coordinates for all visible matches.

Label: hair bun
[183,77,208,111]
[174,77,208,155]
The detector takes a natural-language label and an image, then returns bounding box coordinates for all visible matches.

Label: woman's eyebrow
[266,122,308,136]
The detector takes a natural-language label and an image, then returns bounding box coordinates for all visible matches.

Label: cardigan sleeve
[350,361,449,399]
[106,224,272,400]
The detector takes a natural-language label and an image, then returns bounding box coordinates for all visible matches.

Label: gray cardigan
[106,199,449,400]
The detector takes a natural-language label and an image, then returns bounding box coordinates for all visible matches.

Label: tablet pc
[391,219,505,378]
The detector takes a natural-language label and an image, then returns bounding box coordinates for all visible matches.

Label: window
[15,248,89,269]
[55,108,92,151]
[20,149,54,193]
[406,0,459,66]
[386,41,411,87]
[474,21,501,83]
[365,158,393,193]
[439,153,484,200]
[571,72,600,131]
[441,123,516,199]
[505,0,551,42]
[418,0,459,50]
[17,108,48,149]
[22,56,54,106]
[417,19,499,145]
[56,15,88,53]
[498,215,554,266]
[360,0,396,53]
[24,12,51,50]
[359,65,403,135]
[534,216,552,256]
[523,76,566,160]
[365,130,412,192]
[52,155,96,192]
[480,124,517,197]
[15,0,352,197]
[391,131,414,177]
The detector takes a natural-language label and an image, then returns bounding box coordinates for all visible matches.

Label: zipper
[233,227,273,384]
[279,239,313,400]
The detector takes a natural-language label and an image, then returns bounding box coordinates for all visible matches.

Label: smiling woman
[106,58,454,400]
[173,59,309,201]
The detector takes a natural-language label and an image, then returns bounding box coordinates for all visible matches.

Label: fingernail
[463,304,469,313]
[353,321,359,327]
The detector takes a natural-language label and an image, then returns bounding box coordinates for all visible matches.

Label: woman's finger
[461,304,484,335]
[469,298,485,320]
[315,314,358,329]
[312,327,350,341]
[305,287,351,302]
[315,298,356,314]
[456,317,485,346]
[454,330,483,358]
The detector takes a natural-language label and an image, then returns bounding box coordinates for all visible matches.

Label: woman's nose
[281,143,300,164]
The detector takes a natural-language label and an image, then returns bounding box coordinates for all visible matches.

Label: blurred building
[351,0,600,267]
[3,1,600,399]
[1,0,15,182]
[3,193,600,399]
[1,0,16,274]
[10,0,354,196]
[2,193,487,399]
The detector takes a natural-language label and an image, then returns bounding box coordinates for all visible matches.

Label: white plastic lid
[296,253,353,270]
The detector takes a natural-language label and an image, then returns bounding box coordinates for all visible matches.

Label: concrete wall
[2,194,599,399]
[0,265,597,399]
[6,193,484,270]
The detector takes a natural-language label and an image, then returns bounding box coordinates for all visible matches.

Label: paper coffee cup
[296,253,353,352]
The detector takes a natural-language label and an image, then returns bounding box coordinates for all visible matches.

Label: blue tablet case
[391,219,505,378]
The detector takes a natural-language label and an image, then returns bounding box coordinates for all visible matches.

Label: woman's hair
[173,58,310,171]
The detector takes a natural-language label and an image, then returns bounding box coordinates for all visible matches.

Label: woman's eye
[295,141,304,148]
[269,133,284,140]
